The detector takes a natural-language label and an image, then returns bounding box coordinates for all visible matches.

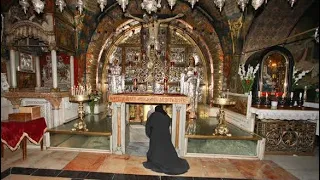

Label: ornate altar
[108,93,189,155]
[251,106,319,155]
[105,25,207,121]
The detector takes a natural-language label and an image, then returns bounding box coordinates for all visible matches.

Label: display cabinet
[246,46,294,98]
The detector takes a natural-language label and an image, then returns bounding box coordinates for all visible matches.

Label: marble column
[171,104,187,156]
[112,102,126,154]
[35,56,41,88]
[50,48,59,91]
[9,49,17,89]
[6,60,11,86]
[52,108,59,128]
[70,55,74,87]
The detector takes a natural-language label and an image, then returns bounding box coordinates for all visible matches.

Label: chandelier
[19,0,199,15]
[19,0,297,15]
[213,0,297,12]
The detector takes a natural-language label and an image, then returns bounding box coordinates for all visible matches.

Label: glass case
[260,51,289,96]
[246,46,294,98]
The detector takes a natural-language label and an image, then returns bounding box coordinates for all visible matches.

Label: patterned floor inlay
[1,149,300,180]
[1,167,250,180]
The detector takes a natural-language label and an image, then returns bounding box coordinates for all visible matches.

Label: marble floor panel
[50,134,110,150]
[126,142,149,157]
[1,148,303,180]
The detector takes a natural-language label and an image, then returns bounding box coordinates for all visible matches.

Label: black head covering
[155,105,167,115]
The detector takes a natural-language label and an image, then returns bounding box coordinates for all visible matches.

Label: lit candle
[266,93,268,98]
[164,78,168,92]
[282,92,286,98]
[133,78,137,90]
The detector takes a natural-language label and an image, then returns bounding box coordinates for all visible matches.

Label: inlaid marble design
[0,149,304,179]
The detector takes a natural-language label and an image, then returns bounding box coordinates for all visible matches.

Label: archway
[85,3,225,102]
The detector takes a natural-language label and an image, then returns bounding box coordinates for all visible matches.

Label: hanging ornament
[141,0,158,14]
[32,0,45,14]
[213,0,225,12]
[237,0,249,12]
[187,0,198,9]
[56,0,66,12]
[97,0,108,12]
[19,0,30,14]
[288,0,296,7]
[315,27,319,43]
[251,0,264,10]
[157,0,161,8]
[117,0,129,12]
[76,0,85,14]
[167,0,177,9]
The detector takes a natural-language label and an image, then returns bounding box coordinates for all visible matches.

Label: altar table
[1,117,47,159]
[250,106,319,155]
[109,93,189,156]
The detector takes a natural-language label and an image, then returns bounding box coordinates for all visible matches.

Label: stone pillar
[50,48,59,91]
[70,55,74,87]
[9,49,17,90]
[35,56,41,88]
[52,109,59,128]
[6,60,11,86]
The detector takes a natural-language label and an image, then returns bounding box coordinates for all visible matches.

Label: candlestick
[282,92,286,98]
[303,86,307,101]
[290,92,293,99]
[227,89,229,99]
[258,91,261,98]
[266,93,268,98]
[299,92,302,99]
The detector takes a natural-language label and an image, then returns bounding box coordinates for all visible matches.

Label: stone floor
[4,111,318,180]
[1,148,305,180]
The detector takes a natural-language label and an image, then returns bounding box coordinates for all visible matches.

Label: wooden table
[1,117,47,160]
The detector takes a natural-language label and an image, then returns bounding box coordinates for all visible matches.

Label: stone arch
[85,2,224,99]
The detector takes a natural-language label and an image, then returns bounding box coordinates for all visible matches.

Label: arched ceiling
[2,0,316,56]
[243,0,314,55]
[84,1,224,89]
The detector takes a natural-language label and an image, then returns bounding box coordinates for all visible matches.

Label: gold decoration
[69,95,90,132]
[212,97,236,136]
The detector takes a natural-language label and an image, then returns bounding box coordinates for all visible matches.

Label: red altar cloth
[1,117,47,151]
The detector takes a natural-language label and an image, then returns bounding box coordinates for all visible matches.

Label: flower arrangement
[292,66,312,90]
[238,63,260,93]
[88,90,102,114]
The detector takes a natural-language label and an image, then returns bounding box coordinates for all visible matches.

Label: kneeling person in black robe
[143,105,190,175]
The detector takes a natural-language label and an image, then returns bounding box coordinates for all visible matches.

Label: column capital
[46,96,62,110]
[49,44,57,51]
[7,45,17,51]
[51,87,60,92]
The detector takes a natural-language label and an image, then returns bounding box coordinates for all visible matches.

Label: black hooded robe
[143,111,190,175]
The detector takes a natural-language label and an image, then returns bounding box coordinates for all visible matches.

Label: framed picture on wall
[19,53,35,72]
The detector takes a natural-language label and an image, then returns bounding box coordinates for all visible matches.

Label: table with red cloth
[1,117,47,159]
